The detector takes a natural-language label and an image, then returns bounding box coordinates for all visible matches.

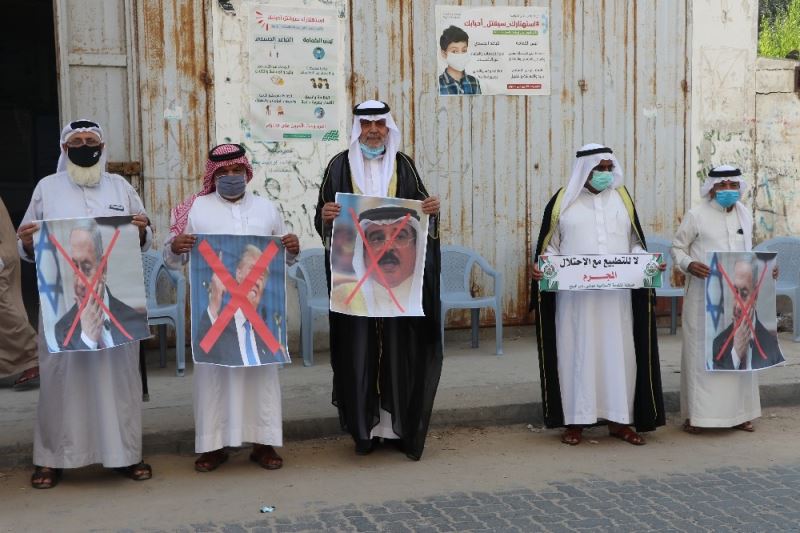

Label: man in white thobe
[671,165,777,433]
[532,143,666,446]
[165,143,299,472]
[17,120,153,489]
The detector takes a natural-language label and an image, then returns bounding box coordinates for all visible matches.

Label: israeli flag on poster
[34,221,65,350]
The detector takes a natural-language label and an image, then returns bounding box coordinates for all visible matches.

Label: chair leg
[440,306,446,348]
[158,324,167,368]
[670,297,678,335]
[302,310,313,367]
[495,305,503,355]
[139,342,149,402]
[175,318,185,377]
[471,308,479,349]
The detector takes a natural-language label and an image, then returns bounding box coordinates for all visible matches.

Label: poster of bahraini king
[329,193,429,318]
[190,234,290,367]
[32,216,150,353]
[704,251,785,371]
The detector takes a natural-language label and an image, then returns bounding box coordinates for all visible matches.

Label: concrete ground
[2,408,800,532]
[1,326,799,469]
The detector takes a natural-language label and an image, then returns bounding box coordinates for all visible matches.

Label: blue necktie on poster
[243,321,258,366]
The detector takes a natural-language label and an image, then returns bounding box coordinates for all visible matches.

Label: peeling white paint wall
[753,57,800,241]
[211,0,348,344]
[688,0,758,209]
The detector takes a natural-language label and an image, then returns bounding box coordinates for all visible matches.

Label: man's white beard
[66,159,103,187]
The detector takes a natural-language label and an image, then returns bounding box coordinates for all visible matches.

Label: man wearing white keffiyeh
[315,100,443,460]
[531,143,667,447]
[671,165,779,434]
[16,119,153,489]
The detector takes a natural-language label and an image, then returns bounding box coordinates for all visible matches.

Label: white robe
[164,192,289,452]
[671,199,760,427]
[19,171,152,468]
[546,187,644,426]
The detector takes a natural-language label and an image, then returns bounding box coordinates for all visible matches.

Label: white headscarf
[56,119,107,173]
[351,207,426,317]
[701,165,753,251]
[560,143,624,213]
[347,100,401,197]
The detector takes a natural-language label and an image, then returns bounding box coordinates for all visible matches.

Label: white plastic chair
[287,248,330,366]
[142,250,186,375]
[754,236,800,342]
[440,245,503,355]
[648,236,684,335]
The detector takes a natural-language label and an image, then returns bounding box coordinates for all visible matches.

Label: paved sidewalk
[176,463,800,532]
[1,326,799,468]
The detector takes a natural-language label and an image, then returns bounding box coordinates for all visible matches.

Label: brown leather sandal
[13,366,40,391]
[250,444,283,470]
[733,421,755,432]
[682,420,702,434]
[31,466,61,489]
[561,426,583,445]
[114,461,152,481]
[608,424,646,445]
[194,449,229,472]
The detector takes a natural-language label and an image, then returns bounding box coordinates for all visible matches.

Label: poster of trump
[704,251,785,371]
[32,216,150,353]
[190,234,289,367]
[329,193,429,317]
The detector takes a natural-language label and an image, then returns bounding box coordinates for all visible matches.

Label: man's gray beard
[66,159,103,187]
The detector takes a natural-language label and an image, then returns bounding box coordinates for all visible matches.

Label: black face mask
[67,145,102,168]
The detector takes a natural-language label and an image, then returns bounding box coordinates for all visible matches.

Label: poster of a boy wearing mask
[438,25,482,95]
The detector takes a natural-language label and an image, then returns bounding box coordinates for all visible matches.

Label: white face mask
[446,52,470,72]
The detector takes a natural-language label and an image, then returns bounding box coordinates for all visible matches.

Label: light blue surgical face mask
[589,170,614,191]
[216,174,247,199]
[715,189,740,209]
[359,142,386,160]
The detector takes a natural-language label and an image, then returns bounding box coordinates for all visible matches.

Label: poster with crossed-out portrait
[704,251,785,371]
[32,216,150,353]
[190,234,289,367]
[329,193,429,318]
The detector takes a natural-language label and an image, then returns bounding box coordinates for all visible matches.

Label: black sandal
[31,466,62,489]
[114,461,152,481]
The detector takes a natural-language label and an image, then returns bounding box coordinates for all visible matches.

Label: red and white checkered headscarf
[169,143,254,236]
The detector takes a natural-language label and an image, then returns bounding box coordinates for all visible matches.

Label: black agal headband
[208,144,246,162]
[708,167,742,178]
[576,147,612,158]
[353,102,390,115]
[69,120,100,129]
[359,206,419,222]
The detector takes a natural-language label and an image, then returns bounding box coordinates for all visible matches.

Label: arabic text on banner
[249,6,341,141]
[538,253,664,291]
[435,5,550,96]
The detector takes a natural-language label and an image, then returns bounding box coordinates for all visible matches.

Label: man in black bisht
[315,100,442,460]
[530,144,666,446]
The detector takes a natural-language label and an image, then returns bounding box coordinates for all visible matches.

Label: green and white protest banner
[538,253,664,291]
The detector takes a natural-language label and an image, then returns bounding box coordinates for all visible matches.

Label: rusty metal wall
[136,0,212,243]
[349,0,689,326]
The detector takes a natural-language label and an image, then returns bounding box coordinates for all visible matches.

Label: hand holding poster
[435,5,550,96]
[190,234,290,367]
[538,254,664,291]
[704,251,785,371]
[330,193,429,317]
[32,216,150,353]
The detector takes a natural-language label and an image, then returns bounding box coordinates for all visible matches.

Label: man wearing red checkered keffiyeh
[164,142,299,473]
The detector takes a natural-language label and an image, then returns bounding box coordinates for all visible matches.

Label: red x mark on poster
[344,207,411,313]
[715,259,769,362]
[197,239,281,355]
[49,228,133,346]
